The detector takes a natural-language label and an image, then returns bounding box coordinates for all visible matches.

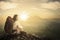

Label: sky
[0,0,60,37]
[0,0,60,19]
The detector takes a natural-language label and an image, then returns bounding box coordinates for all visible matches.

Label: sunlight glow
[20,11,29,21]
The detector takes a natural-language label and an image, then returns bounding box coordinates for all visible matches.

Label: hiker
[4,14,23,34]
[12,14,23,34]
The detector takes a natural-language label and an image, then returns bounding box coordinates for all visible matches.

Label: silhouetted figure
[4,16,14,34]
[4,14,23,34]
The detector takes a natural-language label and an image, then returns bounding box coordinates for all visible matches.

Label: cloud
[0,0,9,1]
[0,0,60,3]
[0,0,41,2]
[0,1,17,10]
[40,2,60,10]
[0,0,60,19]
[5,0,60,3]
[0,0,5,1]
[48,0,60,2]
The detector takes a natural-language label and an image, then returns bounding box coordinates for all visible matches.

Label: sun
[20,14,28,20]
[19,11,29,21]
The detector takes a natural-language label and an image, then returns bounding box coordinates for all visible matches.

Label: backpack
[4,16,14,34]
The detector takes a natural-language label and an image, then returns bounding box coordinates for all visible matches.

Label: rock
[0,31,40,40]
